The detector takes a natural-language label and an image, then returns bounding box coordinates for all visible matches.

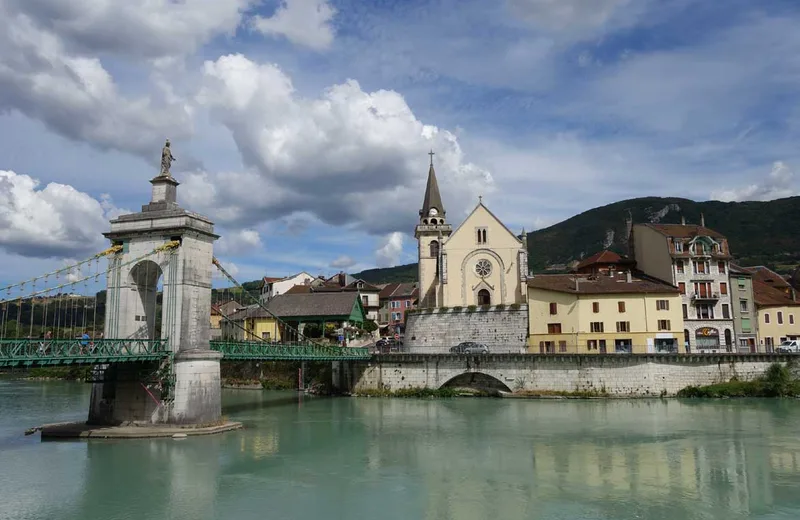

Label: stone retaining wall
[405,306,528,354]
[347,354,792,396]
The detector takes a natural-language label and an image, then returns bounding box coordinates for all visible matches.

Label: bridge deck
[0,339,370,367]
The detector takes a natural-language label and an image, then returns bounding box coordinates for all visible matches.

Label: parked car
[776,340,800,353]
[376,338,391,348]
[449,342,489,354]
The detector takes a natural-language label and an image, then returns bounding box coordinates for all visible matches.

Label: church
[415,155,528,309]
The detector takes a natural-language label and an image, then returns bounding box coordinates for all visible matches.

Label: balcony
[691,292,720,302]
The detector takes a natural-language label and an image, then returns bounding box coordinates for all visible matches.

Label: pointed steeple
[420,150,445,218]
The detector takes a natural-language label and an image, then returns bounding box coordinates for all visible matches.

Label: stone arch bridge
[341,353,792,396]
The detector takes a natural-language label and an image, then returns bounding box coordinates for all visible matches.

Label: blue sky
[1,0,799,289]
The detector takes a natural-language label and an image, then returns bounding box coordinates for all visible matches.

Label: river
[2,380,800,520]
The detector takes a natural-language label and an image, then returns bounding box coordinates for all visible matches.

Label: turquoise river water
[2,380,800,520]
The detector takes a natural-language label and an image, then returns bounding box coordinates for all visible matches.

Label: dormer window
[674,241,683,252]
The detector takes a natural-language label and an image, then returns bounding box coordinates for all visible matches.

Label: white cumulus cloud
[375,232,404,268]
[329,255,356,269]
[189,53,493,238]
[0,170,124,258]
[711,162,798,202]
[253,0,336,51]
[215,229,263,256]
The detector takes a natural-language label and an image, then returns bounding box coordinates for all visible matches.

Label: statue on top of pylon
[160,139,176,177]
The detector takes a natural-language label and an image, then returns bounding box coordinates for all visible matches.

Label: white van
[776,340,800,353]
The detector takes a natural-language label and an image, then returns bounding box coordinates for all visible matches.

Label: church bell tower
[415,151,452,308]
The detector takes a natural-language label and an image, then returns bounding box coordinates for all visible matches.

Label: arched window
[478,289,491,305]
[429,240,439,258]
[430,218,437,225]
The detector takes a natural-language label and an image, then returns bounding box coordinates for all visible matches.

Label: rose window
[475,259,492,277]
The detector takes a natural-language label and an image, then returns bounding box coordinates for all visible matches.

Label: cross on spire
[428,149,435,166]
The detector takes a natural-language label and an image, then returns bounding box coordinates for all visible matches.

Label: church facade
[415,157,528,309]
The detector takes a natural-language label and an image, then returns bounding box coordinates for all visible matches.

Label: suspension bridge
[0,165,368,428]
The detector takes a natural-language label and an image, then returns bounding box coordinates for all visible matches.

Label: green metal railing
[0,339,170,367]
[210,340,370,361]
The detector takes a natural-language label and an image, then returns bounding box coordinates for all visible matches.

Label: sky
[1,0,800,289]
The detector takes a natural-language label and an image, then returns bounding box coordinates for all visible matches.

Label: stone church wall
[405,305,528,353]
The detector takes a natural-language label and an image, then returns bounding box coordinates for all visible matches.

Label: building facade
[415,156,528,309]
[729,265,758,352]
[631,222,735,352]
[259,272,315,302]
[747,266,800,351]
[378,282,418,334]
[527,272,684,354]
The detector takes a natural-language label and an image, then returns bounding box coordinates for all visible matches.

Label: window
[618,301,626,313]
[429,240,439,258]
[547,323,562,334]
[718,262,726,274]
[590,322,604,333]
[655,338,677,353]
[587,339,598,350]
[599,340,607,353]
[674,241,683,252]
[262,331,271,340]
[477,289,491,305]
[558,341,567,353]
[765,313,770,324]
[722,304,730,319]
[696,304,714,319]
[741,317,751,332]
[549,302,558,315]
[683,304,688,319]
[778,312,784,325]
[740,300,749,313]
[592,302,600,313]
[738,278,746,289]
[475,259,492,277]
[405,300,411,307]
[657,320,670,331]
[476,227,487,244]
[678,282,686,295]
[765,337,774,351]
[614,339,633,353]
[390,301,400,309]
[676,260,684,274]
[791,315,795,325]
[362,295,369,307]
[692,260,709,274]
[616,321,630,333]
[693,282,713,298]
[656,300,669,310]
[720,282,727,295]
[539,341,555,354]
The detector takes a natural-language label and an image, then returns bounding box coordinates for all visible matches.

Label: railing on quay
[209,340,371,361]
[0,339,170,367]
[374,343,781,355]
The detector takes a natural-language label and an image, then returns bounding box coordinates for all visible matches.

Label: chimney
[681,216,686,226]
[626,271,632,283]
[700,213,705,227]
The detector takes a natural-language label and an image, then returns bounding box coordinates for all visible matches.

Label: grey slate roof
[420,162,445,216]
[266,292,360,318]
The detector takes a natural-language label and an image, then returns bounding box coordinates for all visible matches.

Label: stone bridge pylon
[89,170,222,426]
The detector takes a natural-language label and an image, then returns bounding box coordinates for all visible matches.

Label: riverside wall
[345,353,793,396]
[404,306,528,353]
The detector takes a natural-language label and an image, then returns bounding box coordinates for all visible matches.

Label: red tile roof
[645,223,725,239]
[528,272,678,295]
[752,280,800,307]
[575,250,632,270]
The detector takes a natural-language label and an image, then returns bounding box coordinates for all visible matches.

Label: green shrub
[467,305,477,312]
[355,387,458,398]
[510,303,521,310]
[677,363,800,398]
[495,304,506,310]
[452,306,463,311]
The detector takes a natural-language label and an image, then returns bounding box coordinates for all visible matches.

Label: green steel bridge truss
[0,339,369,367]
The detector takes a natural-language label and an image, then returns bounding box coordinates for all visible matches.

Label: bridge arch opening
[128,260,163,339]
[440,372,512,393]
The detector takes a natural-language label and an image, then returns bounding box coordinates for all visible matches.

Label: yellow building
[223,305,282,341]
[747,266,800,350]
[527,271,684,354]
[415,155,527,308]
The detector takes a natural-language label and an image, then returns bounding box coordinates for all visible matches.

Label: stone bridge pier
[88,173,223,426]
[342,353,792,396]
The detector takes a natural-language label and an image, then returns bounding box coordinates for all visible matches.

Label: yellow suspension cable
[0,242,180,305]
[0,245,123,294]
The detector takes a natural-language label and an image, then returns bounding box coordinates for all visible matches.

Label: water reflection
[3,382,800,520]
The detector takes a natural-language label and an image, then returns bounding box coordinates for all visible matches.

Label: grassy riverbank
[354,387,461,398]
[678,363,800,398]
[0,367,93,381]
